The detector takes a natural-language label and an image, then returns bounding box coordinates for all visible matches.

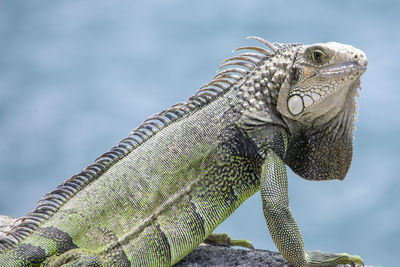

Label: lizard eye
[311,49,326,62]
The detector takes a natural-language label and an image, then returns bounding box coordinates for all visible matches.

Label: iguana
[0,36,367,266]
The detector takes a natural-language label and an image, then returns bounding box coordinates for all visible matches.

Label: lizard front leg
[261,148,363,267]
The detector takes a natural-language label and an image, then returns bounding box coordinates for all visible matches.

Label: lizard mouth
[320,62,367,76]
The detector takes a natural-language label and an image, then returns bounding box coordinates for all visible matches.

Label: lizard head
[277,42,367,180]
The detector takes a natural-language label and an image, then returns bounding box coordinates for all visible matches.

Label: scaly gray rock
[176,245,376,267]
[176,244,290,267]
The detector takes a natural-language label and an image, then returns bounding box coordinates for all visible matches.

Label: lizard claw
[342,253,364,267]
[203,233,255,250]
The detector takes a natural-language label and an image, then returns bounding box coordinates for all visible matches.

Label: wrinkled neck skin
[281,78,360,181]
[238,77,357,182]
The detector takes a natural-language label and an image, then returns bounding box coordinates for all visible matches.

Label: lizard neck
[230,56,294,157]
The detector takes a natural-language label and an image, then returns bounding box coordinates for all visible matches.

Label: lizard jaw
[319,60,367,76]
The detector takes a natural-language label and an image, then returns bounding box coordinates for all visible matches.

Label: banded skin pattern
[0,37,367,266]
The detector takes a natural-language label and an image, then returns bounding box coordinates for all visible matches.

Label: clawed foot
[203,233,255,250]
[341,253,364,267]
[306,251,364,267]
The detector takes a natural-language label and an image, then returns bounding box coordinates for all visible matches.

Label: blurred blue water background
[0,1,398,266]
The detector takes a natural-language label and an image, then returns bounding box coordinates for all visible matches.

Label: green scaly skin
[0,37,367,266]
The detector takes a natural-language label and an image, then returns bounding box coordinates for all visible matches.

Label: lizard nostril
[355,52,368,67]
